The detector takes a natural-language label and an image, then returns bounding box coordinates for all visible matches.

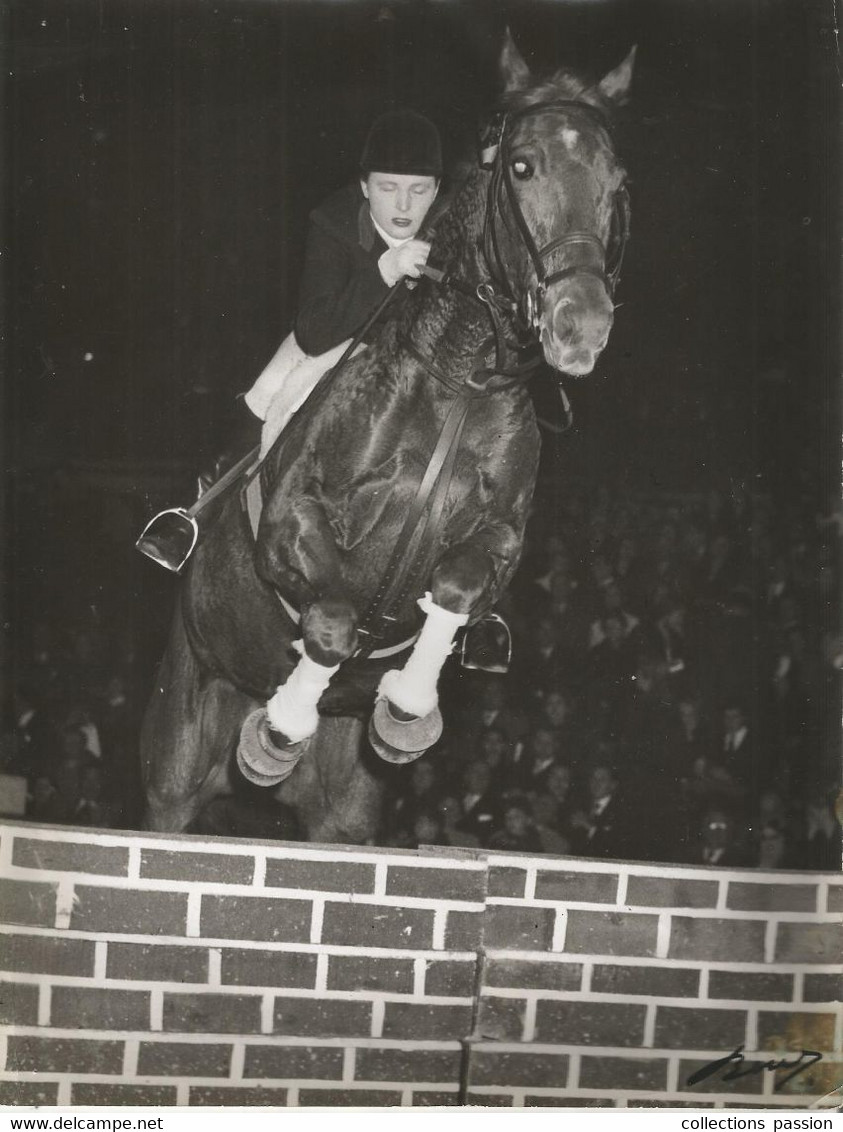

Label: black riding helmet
[360,110,442,178]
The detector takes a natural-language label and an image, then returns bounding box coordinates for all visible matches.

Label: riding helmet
[360,110,442,178]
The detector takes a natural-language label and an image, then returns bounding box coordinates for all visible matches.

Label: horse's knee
[431,547,495,614]
[301,597,357,665]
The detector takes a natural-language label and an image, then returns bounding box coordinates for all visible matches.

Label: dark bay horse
[141,35,635,842]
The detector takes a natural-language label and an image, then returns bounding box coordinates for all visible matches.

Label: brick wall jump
[1,822,840,1108]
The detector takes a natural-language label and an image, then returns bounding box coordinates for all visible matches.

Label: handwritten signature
[687,1045,823,1091]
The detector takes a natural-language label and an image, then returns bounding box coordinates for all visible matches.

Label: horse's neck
[404,168,498,371]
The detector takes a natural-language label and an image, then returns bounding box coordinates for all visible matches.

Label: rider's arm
[295,219,390,356]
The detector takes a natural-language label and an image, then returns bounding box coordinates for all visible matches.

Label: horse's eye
[511,159,533,181]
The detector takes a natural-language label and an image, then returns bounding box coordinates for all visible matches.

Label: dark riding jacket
[295,183,391,356]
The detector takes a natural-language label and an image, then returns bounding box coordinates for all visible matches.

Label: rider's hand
[378,240,431,287]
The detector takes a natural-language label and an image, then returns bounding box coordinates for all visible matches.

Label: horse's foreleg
[237,597,358,786]
[371,546,491,762]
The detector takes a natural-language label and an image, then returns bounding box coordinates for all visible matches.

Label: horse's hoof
[368,699,443,764]
[237,709,309,786]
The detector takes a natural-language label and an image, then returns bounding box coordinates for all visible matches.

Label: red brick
[727,881,817,913]
[757,1010,836,1052]
[412,1090,460,1105]
[488,866,527,898]
[72,1084,177,1105]
[470,1049,568,1087]
[535,870,618,904]
[679,1057,764,1095]
[386,864,486,903]
[7,1036,124,1074]
[382,1001,473,1040]
[476,996,526,1041]
[1,932,95,976]
[564,909,658,956]
[484,905,555,950]
[709,970,793,1001]
[484,958,582,991]
[592,963,699,997]
[321,901,433,949]
[465,1092,514,1106]
[13,837,129,876]
[669,916,766,962]
[424,958,476,997]
[0,1082,59,1105]
[626,874,718,908]
[244,1044,344,1079]
[654,1005,747,1050]
[138,1041,233,1076]
[355,1047,461,1082]
[70,885,188,936]
[190,1086,289,1105]
[526,1096,612,1107]
[51,986,150,1030]
[162,991,262,1033]
[0,980,39,1025]
[327,954,414,993]
[775,922,843,964]
[200,894,312,942]
[298,1088,403,1106]
[0,877,56,927]
[106,942,209,983]
[534,1000,647,1046]
[273,997,372,1037]
[221,947,317,988]
[774,1059,843,1097]
[580,1055,668,1090]
[803,973,842,1002]
[445,909,484,951]
[140,849,255,885]
[265,857,376,893]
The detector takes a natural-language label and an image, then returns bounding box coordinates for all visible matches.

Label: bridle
[481,97,630,339]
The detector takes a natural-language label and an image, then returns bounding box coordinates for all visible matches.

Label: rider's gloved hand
[378,240,431,287]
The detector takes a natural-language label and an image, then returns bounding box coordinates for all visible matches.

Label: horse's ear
[597,44,637,105]
[500,28,531,91]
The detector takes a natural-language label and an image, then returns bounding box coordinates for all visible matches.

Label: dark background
[2,0,840,690]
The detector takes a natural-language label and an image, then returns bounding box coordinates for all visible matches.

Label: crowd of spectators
[378,477,842,869]
[3,471,841,870]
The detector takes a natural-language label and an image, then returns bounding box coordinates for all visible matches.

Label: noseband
[482,98,630,332]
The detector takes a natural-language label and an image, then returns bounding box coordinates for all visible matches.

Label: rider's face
[361,173,438,240]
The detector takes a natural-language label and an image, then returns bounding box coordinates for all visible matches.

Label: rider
[139,109,443,572]
[234,107,443,457]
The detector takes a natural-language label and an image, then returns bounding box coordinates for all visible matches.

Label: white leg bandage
[377,593,469,719]
[266,642,340,744]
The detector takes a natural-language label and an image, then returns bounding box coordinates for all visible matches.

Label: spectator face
[413,812,442,844]
[531,794,557,826]
[504,804,531,839]
[604,616,625,647]
[702,810,732,850]
[589,766,617,801]
[758,823,786,868]
[678,700,699,729]
[546,764,571,800]
[480,728,508,767]
[465,761,491,795]
[530,728,557,762]
[437,795,462,827]
[544,691,569,727]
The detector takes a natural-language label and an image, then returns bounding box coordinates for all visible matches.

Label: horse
[140,33,635,843]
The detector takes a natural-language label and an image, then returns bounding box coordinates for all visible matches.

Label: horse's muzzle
[541,278,614,376]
